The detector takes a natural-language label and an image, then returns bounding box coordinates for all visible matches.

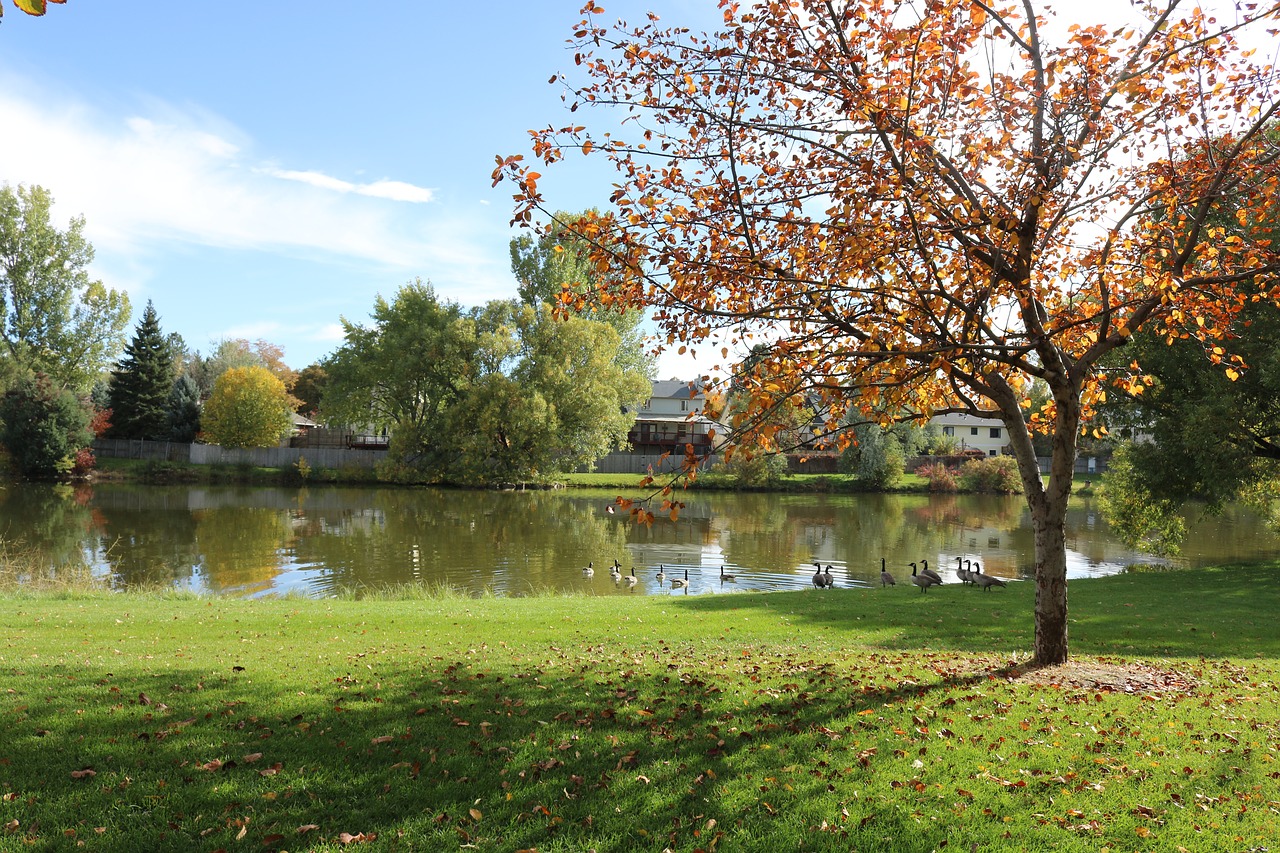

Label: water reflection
[2,483,1276,598]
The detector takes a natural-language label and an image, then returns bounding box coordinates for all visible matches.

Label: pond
[4,482,1278,598]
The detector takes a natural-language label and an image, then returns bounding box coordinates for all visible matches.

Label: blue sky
[0,1,717,377]
[1,1,1256,380]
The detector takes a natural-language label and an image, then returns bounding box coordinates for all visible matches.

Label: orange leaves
[8,0,66,17]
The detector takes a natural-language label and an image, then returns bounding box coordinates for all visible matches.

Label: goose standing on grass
[720,565,737,582]
[971,561,1007,591]
[670,568,689,589]
[583,561,595,578]
[910,562,935,592]
[956,557,972,585]
[812,562,827,589]
[822,565,836,589]
[880,558,896,587]
[920,558,943,585]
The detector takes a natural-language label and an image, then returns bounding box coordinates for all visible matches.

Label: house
[626,379,719,455]
[928,412,1008,456]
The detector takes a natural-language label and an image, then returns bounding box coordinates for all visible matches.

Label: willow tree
[498,0,1280,664]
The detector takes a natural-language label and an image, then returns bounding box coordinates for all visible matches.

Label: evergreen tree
[107,301,175,439]
[166,374,201,442]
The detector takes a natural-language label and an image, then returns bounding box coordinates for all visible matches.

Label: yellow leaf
[469,808,483,821]
[1226,368,1240,381]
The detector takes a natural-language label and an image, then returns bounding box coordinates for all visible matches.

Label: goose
[623,565,638,586]
[812,562,827,589]
[582,561,594,578]
[822,565,835,589]
[956,557,972,585]
[972,561,1007,591]
[656,565,667,582]
[910,562,935,592]
[879,557,896,587]
[670,569,689,589]
[720,565,737,582]
[920,558,943,585]
[610,559,623,579]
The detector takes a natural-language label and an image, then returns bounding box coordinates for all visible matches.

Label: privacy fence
[93,439,387,471]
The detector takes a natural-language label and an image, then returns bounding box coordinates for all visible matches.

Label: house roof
[650,379,705,400]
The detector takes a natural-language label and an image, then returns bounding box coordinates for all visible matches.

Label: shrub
[958,455,1022,494]
[0,373,95,480]
[916,461,958,492]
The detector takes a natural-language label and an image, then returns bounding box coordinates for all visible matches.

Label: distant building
[626,379,719,456]
[928,412,1008,456]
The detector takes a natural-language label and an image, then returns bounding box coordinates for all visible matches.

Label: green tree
[322,280,476,446]
[442,304,649,484]
[0,183,130,391]
[106,300,176,440]
[510,210,655,380]
[201,366,292,449]
[0,372,94,479]
[165,374,201,442]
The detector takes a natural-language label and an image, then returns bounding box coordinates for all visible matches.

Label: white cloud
[0,72,457,274]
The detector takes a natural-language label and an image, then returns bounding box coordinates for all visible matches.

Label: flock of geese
[892,556,1008,592]
[583,556,1009,592]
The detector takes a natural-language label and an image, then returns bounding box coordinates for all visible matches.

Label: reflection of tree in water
[292,489,635,595]
[194,506,292,595]
[97,498,200,590]
[0,484,99,578]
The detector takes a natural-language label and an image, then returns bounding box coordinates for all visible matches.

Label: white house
[928,412,1008,456]
[627,379,719,454]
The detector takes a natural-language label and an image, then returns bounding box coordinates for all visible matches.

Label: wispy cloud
[264,169,435,203]
[0,73,450,272]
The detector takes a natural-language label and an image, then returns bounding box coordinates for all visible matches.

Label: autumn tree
[0,183,130,392]
[201,366,293,449]
[107,301,176,440]
[498,0,1280,664]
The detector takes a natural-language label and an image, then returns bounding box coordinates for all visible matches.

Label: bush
[0,373,95,480]
[916,461,958,492]
[712,449,788,488]
[957,455,1022,493]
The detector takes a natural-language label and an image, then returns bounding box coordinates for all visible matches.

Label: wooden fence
[93,438,387,471]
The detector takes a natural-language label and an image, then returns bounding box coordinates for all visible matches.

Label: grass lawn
[2,565,1278,851]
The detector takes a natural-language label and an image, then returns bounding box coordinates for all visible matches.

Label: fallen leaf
[4,819,18,833]
[297,824,319,834]
[70,769,97,779]
[370,736,394,745]
[243,753,263,763]
[469,808,483,821]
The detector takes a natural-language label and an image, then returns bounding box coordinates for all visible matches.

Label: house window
[943,426,954,436]
[970,427,979,436]
[989,427,1001,439]
[988,450,997,456]
[681,400,688,411]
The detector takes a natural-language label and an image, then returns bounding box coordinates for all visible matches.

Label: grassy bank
[2,565,1277,851]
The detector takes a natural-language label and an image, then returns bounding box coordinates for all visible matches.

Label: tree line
[0,184,651,483]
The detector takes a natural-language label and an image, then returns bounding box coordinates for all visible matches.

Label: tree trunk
[1031,505,1069,665]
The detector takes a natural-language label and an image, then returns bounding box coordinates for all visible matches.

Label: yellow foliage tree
[0,0,66,18]
[202,366,293,450]
[499,0,1280,664]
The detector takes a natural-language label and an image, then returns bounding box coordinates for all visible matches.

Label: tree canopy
[323,280,650,484]
[201,366,293,450]
[498,0,1280,664]
[0,0,65,19]
[0,372,94,480]
[0,183,130,392]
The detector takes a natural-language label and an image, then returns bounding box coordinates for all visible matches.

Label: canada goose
[656,565,667,582]
[956,557,972,585]
[623,565,638,585]
[812,562,828,589]
[920,558,943,585]
[720,565,737,582]
[583,561,594,578]
[610,559,622,579]
[880,557,896,587]
[972,562,1007,591]
[670,569,689,589]
[822,565,835,588]
[910,562,934,592]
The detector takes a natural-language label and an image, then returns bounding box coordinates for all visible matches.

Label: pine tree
[166,374,201,442]
[107,301,175,439]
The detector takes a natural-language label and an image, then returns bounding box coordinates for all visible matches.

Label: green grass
[2,566,1278,851]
